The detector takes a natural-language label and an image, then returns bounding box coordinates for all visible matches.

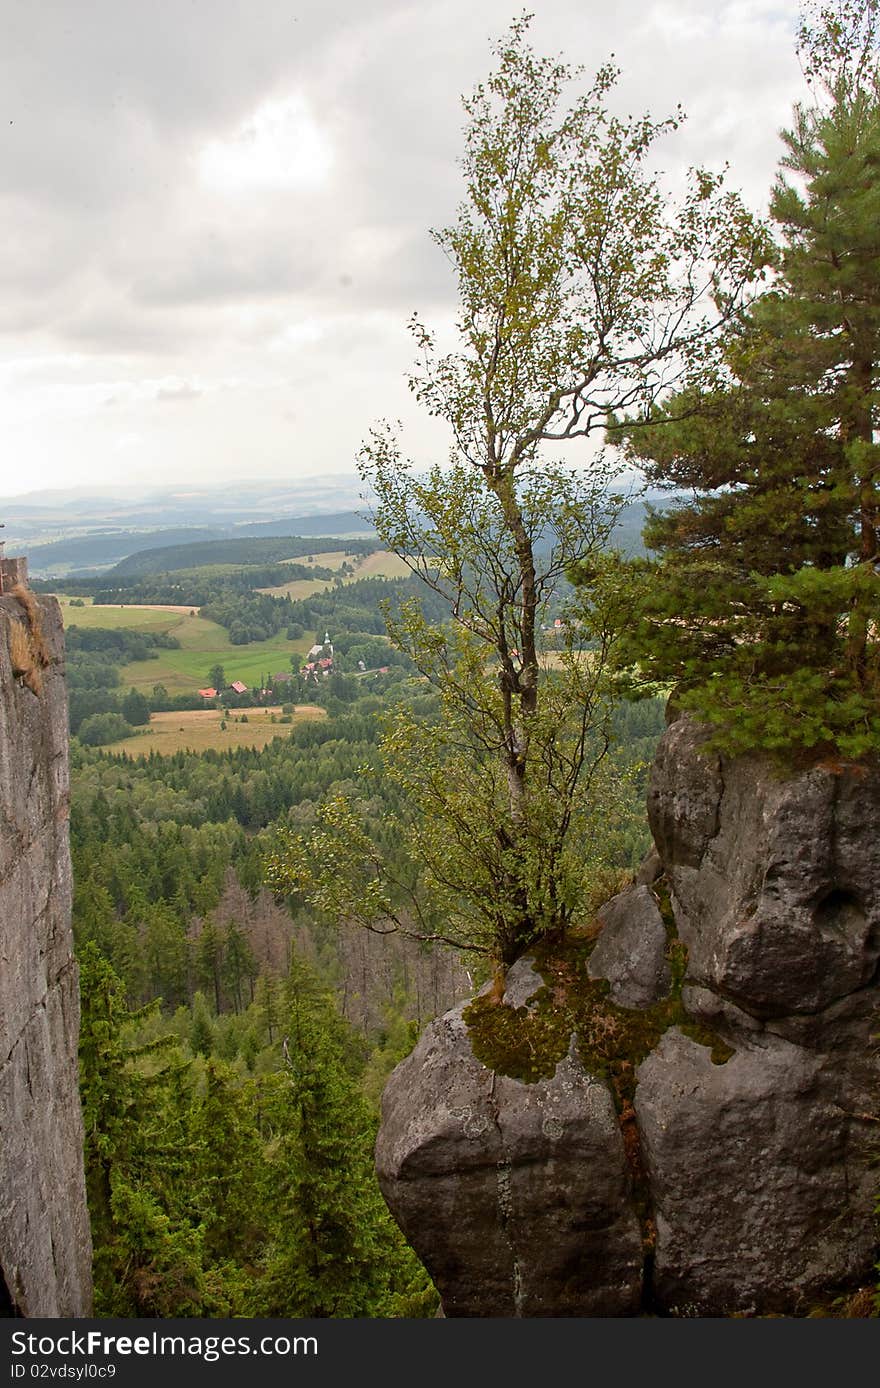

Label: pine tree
[78,943,214,1315]
[189,1060,265,1264]
[256,956,432,1316]
[603,1,880,757]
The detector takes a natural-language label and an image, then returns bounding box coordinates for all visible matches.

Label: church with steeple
[301,631,334,681]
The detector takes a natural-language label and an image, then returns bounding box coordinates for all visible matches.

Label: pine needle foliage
[596,2,880,758]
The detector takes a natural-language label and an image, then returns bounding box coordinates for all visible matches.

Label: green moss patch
[464,890,735,1262]
[679,1022,734,1066]
[464,885,735,1264]
[464,883,734,1104]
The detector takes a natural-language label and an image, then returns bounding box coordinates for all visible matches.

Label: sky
[0,0,806,501]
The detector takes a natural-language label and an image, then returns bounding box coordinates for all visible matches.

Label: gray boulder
[636,1026,874,1315]
[588,885,671,1008]
[648,715,880,1016]
[377,712,880,1316]
[375,1005,643,1316]
[500,955,544,1010]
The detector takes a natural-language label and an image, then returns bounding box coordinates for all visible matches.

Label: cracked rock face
[376,712,880,1316]
[0,596,92,1316]
[648,717,880,1016]
[375,1007,643,1316]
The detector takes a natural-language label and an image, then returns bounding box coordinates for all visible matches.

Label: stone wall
[0,592,92,1316]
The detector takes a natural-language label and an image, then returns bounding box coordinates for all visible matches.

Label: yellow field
[539,649,594,670]
[102,704,326,757]
[282,550,347,568]
[352,550,412,578]
[258,548,411,598]
[256,576,338,601]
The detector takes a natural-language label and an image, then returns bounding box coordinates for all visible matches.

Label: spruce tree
[604,1,880,757]
[189,1060,265,1265]
[78,944,213,1315]
[256,956,433,1316]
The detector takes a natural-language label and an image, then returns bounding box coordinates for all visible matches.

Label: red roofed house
[230,680,248,694]
[198,688,217,699]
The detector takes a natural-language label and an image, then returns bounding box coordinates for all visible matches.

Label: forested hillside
[108,535,377,578]
[69,673,666,1313]
[71,694,462,1314]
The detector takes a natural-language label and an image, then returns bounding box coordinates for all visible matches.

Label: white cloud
[197,92,334,195]
[267,319,326,352]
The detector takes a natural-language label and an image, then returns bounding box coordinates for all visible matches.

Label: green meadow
[57,597,312,695]
[52,547,411,696]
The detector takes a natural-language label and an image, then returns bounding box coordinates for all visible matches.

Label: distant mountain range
[0,476,366,530]
[0,475,366,518]
[20,514,377,577]
[0,478,377,575]
[2,475,665,576]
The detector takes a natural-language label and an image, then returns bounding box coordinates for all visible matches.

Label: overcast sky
[0,0,805,501]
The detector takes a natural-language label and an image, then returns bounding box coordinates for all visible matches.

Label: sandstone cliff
[0,591,92,1316]
[376,712,880,1316]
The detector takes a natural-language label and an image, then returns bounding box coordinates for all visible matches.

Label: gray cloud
[0,0,806,494]
[131,231,322,308]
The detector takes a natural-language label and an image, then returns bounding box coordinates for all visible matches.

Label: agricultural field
[55,596,313,695]
[101,704,326,757]
[351,550,412,579]
[258,548,411,598]
[256,575,339,601]
[256,550,350,600]
[51,548,412,696]
[56,597,181,629]
[281,550,347,568]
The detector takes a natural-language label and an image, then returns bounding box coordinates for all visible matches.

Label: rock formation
[376,711,880,1316]
[0,590,93,1316]
[376,967,643,1317]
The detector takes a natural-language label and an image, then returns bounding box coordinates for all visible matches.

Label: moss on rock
[464,880,734,1101]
